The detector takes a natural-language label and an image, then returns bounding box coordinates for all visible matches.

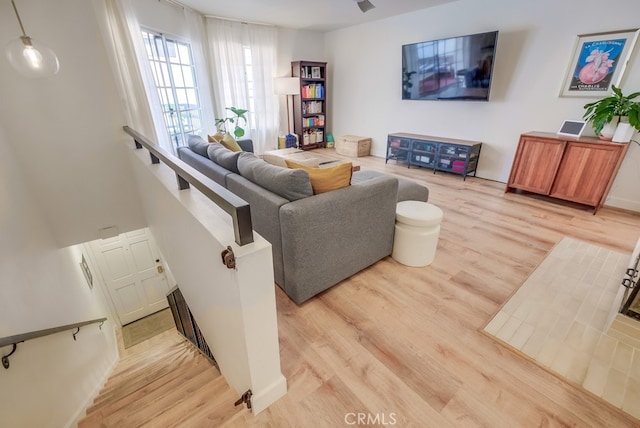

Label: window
[141,30,203,148]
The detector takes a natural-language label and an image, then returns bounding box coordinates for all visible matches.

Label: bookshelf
[292,61,327,150]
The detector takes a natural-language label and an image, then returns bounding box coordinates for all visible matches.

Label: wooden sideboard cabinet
[505,132,629,213]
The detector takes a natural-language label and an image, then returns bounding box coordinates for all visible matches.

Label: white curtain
[206,18,279,154]
[183,8,217,137]
[92,0,171,152]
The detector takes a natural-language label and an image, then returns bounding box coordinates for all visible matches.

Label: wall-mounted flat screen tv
[402,30,498,101]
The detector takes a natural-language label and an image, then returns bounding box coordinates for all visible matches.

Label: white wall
[0,125,118,428]
[0,0,146,247]
[127,145,286,414]
[325,0,640,211]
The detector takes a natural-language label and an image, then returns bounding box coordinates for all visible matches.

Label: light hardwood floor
[88,151,640,427]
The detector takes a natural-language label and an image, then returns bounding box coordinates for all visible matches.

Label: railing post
[234,204,254,246]
[176,173,190,190]
[123,126,254,246]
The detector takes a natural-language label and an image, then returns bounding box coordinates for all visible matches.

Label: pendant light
[5,0,59,78]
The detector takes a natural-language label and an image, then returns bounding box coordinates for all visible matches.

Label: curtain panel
[206,18,279,154]
[93,0,172,152]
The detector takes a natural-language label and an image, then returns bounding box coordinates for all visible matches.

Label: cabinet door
[507,136,565,194]
[437,143,469,174]
[386,135,411,163]
[550,142,621,206]
[410,139,436,167]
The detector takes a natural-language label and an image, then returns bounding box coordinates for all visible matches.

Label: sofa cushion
[285,160,352,194]
[352,170,429,202]
[177,146,231,187]
[238,154,313,201]
[206,143,242,174]
[188,134,210,157]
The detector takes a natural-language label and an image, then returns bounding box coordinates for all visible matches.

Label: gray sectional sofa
[178,135,429,304]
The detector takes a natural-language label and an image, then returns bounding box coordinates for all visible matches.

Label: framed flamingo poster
[560,29,639,97]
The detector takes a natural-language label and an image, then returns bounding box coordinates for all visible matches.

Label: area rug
[482,237,640,419]
[122,308,175,349]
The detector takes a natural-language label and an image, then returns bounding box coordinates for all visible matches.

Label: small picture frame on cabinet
[557,120,587,138]
[311,67,321,78]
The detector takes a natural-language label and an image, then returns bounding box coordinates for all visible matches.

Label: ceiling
[177,0,460,32]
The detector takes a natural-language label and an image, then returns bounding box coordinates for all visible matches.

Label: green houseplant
[215,106,248,139]
[583,85,640,138]
[402,67,416,99]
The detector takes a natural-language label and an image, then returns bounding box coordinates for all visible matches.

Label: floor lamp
[274,77,300,148]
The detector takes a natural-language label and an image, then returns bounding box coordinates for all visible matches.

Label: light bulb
[22,44,43,69]
[5,36,59,78]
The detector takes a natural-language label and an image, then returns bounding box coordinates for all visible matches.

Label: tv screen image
[402,31,498,101]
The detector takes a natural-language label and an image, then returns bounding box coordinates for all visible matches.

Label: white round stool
[392,201,443,267]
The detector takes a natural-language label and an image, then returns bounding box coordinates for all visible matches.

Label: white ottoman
[392,201,443,267]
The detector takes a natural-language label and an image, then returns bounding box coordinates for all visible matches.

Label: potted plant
[402,67,416,99]
[215,106,248,139]
[583,85,640,139]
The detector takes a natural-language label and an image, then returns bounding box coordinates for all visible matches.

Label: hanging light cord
[11,0,28,38]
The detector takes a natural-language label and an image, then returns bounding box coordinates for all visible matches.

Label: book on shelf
[302,101,323,114]
[303,115,325,127]
[301,84,324,98]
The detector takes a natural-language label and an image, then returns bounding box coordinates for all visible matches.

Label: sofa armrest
[237,139,254,153]
[279,175,399,304]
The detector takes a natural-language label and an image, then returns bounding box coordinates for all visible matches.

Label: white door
[91,228,170,325]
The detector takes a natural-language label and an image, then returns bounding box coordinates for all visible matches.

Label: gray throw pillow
[237,154,313,201]
[206,143,242,174]
[187,134,210,157]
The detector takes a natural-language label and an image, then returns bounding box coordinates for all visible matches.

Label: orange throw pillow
[285,160,352,194]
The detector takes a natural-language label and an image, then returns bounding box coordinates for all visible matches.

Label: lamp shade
[6,36,59,78]
[273,77,299,95]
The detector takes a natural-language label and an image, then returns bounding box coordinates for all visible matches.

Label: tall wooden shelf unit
[292,61,327,150]
[505,132,629,213]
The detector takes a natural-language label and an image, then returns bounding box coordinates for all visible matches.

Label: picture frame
[560,29,639,97]
[311,66,321,79]
[80,254,93,289]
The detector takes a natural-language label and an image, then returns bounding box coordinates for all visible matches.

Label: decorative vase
[612,119,635,143]
[599,116,619,140]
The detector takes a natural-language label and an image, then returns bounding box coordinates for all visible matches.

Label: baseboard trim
[250,374,288,415]
[66,324,119,428]
[604,196,640,213]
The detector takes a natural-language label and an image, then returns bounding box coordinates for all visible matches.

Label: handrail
[0,317,107,369]
[123,126,254,246]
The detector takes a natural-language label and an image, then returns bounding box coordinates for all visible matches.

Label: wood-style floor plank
[83,151,640,427]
